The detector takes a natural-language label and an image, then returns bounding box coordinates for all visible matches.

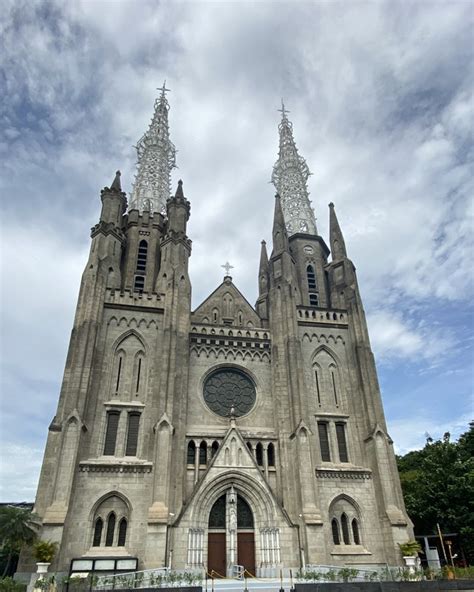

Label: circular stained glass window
[203,368,256,418]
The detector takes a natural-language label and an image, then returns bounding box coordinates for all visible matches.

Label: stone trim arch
[111,329,148,355]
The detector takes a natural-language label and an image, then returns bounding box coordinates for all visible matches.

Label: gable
[192,278,261,328]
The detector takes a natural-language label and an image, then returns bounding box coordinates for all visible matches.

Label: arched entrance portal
[207,489,255,576]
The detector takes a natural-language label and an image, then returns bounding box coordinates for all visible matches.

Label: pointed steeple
[258,240,269,296]
[329,202,347,261]
[110,170,122,192]
[175,179,184,199]
[271,101,317,236]
[272,193,290,254]
[129,82,177,214]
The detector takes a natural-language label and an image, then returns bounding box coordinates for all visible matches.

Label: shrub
[33,541,58,563]
[0,578,26,592]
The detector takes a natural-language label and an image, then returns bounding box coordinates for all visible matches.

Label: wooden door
[237,532,255,576]
[208,532,226,577]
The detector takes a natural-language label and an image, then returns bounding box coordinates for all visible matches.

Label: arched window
[187,441,196,465]
[104,411,120,456]
[125,412,140,456]
[93,518,103,547]
[237,496,254,529]
[118,518,127,546]
[199,441,207,465]
[209,495,226,529]
[331,518,340,545]
[92,495,129,549]
[267,443,275,467]
[105,512,116,546]
[352,518,360,545]
[136,240,148,272]
[329,497,362,546]
[246,442,253,453]
[256,442,264,466]
[211,441,219,458]
[341,513,350,545]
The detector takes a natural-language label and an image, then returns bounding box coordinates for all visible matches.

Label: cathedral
[21,87,413,579]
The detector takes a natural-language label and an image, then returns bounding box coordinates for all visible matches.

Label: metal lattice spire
[271,101,317,235]
[129,82,177,214]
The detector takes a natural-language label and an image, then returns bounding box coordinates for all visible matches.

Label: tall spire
[129,82,177,214]
[271,100,317,236]
[329,202,347,261]
[258,239,269,295]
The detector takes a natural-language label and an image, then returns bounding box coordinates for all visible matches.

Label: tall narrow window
[331,369,339,406]
[267,443,275,467]
[256,442,264,466]
[115,356,123,393]
[335,423,349,463]
[104,411,120,456]
[187,441,196,465]
[118,518,127,546]
[199,441,207,465]
[315,369,321,405]
[307,266,317,290]
[125,413,140,456]
[136,240,148,272]
[211,441,219,458]
[93,518,103,547]
[341,513,350,544]
[352,519,360,545]
[134,275,145,292]
[105,513,116,546]
[309,293,319,306]
[317,422,331,461]
[135,357,142,394]
[331,519,340,545]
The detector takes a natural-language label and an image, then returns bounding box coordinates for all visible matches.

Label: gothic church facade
[23,89,413,578]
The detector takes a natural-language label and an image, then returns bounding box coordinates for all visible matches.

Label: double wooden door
[208,532,226,577]
[237,531,255,576]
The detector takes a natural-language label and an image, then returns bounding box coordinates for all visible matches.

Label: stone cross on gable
[221,262,234,276]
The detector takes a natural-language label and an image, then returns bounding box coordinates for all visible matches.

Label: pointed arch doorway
[207,489,255,577]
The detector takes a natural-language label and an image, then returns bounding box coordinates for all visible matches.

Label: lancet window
[329,496,362,547]
[92,495,129,548]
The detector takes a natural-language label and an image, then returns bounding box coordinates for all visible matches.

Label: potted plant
[398,540,422,577]
[33,540,58,576]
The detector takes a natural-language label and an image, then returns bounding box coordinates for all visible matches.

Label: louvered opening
[318,422,331,462]
[134,275,145,292]
[336,422,349,462]
[136,240,148,272]
[125,413,140,456]
[104,411,120,456]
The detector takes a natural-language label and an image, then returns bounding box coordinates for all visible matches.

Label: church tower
[20,93,412,581]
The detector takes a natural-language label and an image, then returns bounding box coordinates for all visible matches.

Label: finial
[278,99,290,119]
[175,179,184,198]
[329,202,335,208]
[221,261,234,277]
[110,170,122,192]
[158,80,171,97]
[261,239,266,245]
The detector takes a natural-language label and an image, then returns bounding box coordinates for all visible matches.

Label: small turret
[167,180,190,235]
[99,170,127,226]
[256,240,269,322]
[329,202,347,261]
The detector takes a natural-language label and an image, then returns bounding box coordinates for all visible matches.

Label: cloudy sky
[1,0,473,501]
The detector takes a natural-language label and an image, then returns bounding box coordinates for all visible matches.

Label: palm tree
[0,506,39,577]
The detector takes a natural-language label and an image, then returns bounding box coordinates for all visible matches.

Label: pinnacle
[110,170,122,192]
[175,179,184,198]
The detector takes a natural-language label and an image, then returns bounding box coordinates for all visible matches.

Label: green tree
[0,506,39,577]
[397,423,474,563]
